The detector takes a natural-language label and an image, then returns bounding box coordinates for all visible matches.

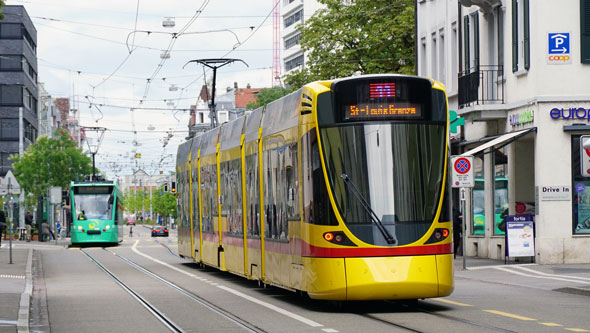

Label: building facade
[418,0,590,264]
[280,0,322,74]
[0,5,38,176]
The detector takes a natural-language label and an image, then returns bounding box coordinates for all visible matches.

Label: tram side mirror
[288,187,295,201]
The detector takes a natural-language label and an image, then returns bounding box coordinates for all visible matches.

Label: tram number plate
[87,230,101,235]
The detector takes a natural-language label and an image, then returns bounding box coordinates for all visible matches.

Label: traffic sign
[451,155,474,188]
[547,32,571,64]
[0,170,21,195]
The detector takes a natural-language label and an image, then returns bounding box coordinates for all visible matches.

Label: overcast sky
[10,0,276,180]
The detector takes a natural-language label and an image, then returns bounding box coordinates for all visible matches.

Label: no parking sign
[451,155,474,188]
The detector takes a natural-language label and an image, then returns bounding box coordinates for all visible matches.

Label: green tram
[69,180,124,246]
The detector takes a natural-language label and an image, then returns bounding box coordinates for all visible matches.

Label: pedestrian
[0,210,6,246]
[453,206,463,259]
[129,226,133,237]
[25,211,33,242]
[41,220,54,242]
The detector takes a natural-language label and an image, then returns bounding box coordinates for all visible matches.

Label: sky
[10,0,276,180]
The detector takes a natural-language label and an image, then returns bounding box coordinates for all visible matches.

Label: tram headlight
[323,231,353,245]
[433,228,449,241]
[105,225,111,230]
[77,226,83,231]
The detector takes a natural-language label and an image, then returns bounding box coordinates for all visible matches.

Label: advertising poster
[506,217,535,258]
[575,182,590,234]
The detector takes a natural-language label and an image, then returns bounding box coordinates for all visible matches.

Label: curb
[17,248,32,333]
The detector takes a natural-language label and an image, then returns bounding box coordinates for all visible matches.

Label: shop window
[571,135,590,234]
[472,155,485,235]
[493,148,508,236]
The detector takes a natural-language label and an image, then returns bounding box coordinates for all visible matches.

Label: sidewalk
[454,255,590,297]
[0,239,68,333]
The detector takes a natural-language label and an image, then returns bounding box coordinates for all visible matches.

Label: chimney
[234,82,238,89]
[247,83,251,89]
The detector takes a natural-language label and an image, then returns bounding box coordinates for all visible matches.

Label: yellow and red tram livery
[176,74,454,300]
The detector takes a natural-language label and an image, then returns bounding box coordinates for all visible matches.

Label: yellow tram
[176,74,454,300]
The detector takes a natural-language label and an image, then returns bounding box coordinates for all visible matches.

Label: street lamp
[82,127,106,181]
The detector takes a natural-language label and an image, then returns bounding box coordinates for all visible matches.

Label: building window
[512,0,529,72]
[199,112,204,123]
[0,118,19,140]
[497,6,505,73]
[284,9,303,28]
[581,0,590,63]
[0,85,23,106]
[218,111,228,123]
[420,37,426,76]
[462,13,480,74]
[0,55,22,71]
[439,29,446,83]
[284,33,300,49]
[283,0,296,5]
[0,23,22,39]
[431,32,437,80]
[572,135,590,235]
[451,22,458,91]
[285,54,304,71]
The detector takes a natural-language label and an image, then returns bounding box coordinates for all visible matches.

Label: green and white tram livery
[69,180,124,246]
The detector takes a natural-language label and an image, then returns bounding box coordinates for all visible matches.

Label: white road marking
[217,286,323,327]
[492,266,590,285]
[510,265,590,282]
[132,240,325,329]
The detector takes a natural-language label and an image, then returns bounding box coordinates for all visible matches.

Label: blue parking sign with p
[549,33,570,54]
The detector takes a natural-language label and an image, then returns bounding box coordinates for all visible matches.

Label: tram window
[245,154,260,237]
[201,165,217,234]
[312,135,338,226]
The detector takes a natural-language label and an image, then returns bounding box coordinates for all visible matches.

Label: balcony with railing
[458,65,504,108]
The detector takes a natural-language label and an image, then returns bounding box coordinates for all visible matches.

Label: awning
[461,127,536,156]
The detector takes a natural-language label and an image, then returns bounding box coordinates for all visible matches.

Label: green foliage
[0,0,5,20]
[152,186,177,218]
[123,185,177,220]
[283,0,415,89]
[246,86,291,109]
[11,129,93,197]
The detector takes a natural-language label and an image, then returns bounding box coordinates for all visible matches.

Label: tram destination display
[335,78,430,121]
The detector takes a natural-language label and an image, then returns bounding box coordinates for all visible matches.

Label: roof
[235,88,261,108]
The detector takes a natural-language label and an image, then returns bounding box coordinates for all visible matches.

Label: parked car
[151,226,168,237]
[126,218,136,226]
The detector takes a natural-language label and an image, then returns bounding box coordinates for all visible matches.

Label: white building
[281,0,322,74]
[418,0,590,264]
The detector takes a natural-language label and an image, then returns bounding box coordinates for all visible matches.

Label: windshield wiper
[340,173,396,244]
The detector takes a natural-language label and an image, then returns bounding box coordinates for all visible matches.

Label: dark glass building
[0,5,38,176]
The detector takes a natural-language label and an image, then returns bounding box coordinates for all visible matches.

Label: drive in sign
[451,155,474,188]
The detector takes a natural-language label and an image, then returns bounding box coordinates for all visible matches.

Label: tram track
[81,248,265,333]
[354,300,518,333]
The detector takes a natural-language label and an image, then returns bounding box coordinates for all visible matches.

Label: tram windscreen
[73,186,114,220]
[317,77,447,246]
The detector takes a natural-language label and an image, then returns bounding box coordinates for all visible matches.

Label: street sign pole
[460,188,467,270]
[452,155,475,270]
[8,182,12,264]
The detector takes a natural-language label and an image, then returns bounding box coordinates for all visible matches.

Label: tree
[11,129,93,197]
[246,86,290,109]
[151,185,177,220]
[0,0,5,20]
[284,0,415,89]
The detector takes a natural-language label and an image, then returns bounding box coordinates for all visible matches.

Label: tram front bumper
[345,254,454,300]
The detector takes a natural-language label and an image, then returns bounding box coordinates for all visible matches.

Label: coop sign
[510,109,534,126]
[550,107,590,122]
